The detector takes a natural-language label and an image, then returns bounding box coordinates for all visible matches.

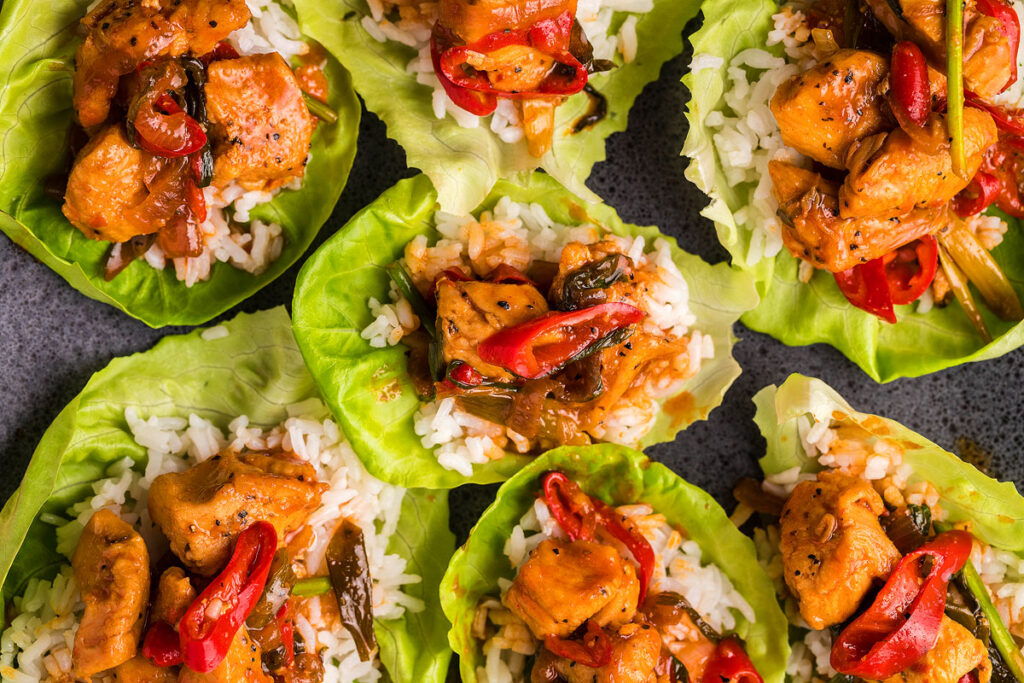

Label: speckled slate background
[2,34,1023,552]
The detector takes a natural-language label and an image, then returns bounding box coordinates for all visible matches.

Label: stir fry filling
[380,223,704,460]
[0,407,421,683]
[754,0,1024,332]
[473,471,763,683]
[736,420,1024,683]
[58,0,336,283]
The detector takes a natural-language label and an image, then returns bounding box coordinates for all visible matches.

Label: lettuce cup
[736,374,1024,682]
[308,0,698,213]
[0,0,360,327]
[0,308,453,683]
[439,445,790,683]
[682,0,1024,381]
[291,172,758,488]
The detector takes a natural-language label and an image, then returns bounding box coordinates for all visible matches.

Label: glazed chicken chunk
[779,471,901,629]
[770,160,950,271]
[205,53,316,190]
[71,509,151,678]
[839,108,998,219]
[113,656,179,682]
[62,125,152,244]
[504,538,639,639]
[771,50,891,169]
[74,0,250,127]
[437,0,577,45]
[542,622,663,683]
[881,616,993,683]
[148,451,326,575]
[436,276,549,382]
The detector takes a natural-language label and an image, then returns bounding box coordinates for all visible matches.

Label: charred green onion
[385,262,435,337]
[303,92,338,124]
[326,520,377,662]
[291,576,331,596]
[938,240,992,343]
[946,0,967,178]
[942,221,1024,322]
[961,558,1024,683]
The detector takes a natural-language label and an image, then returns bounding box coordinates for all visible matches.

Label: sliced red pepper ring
[884,235,938,306]
[976,0,1020,92]
[834,258,898,324]
[540,471,656,605]
[478,301,644,379]
[200,41,240,65]
[430,31,497,116]
[890,41,931,127]
[179,521,278,673]
[142,620,183,667]
[487,263,537,286]
[446,360,485,387]
[831,530,973,679]
[701,637,765,683]
[965,92,1024,136]
[544,620,613,668]
[135,93,208,158]
[275,603,295,668]
[953,171,1003,217]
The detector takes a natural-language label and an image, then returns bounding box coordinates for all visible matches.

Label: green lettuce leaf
[291,172,758,488]
[753,374,1024,551]
[0,308,454,682]
[681,0,1024,382]
[0,0,360,327]
[303,0,697,213]
[438,444,791,683]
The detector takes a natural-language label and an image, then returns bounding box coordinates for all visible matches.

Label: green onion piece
[291,576,332,596]
[962,558,1024,683]
[946,0,967,178]
[303,92,339,124]
[938,239,993,343]
[942,221,1024,321]
[385,262,435,337]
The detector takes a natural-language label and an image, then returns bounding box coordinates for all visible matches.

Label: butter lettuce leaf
[0,0,359,327]
[0,308,454,682]
[681,0,1024,382]
[439,444,791,683]
[753,374,1024,551]
[291,172,758,488]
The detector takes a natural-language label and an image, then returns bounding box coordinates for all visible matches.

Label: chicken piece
[779,471,902,629]
[504,538,639,639]
[71,509,151,678]
[436,276,549,382]
[863,0,1013,98]
[179,627,272,683]
[438,0,577,44]
[770,160,950,271]
[539,622,662,683]
[62,125,152,244]
[148,451,326,575]
[550,240,641,309]
[152,566,197,624]
[74,0,250,128]
[113,656,179,682]
[882,617,992,683]
[770,50,891,169]
[205,54,315,190]
[839,108,997,219]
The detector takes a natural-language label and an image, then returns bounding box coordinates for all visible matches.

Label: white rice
[360,0,653,142]
[690,4,1017,276]
[0,400,420,683]
[477,498,755,683]
[132,0,311,286]
[362,197,708,474]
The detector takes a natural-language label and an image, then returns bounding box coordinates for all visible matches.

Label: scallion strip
[962,558,1024,683]
[937,239,992,343]
[385,261,436,337]
[947,0,967,178]
[303,92,339,124]
[943,220,1024,321]
[291,576,332,596]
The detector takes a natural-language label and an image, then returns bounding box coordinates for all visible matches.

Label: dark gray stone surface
[2,41,1023,556]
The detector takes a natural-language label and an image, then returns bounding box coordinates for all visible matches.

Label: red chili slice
[834,258,898,324]
[976,0,1020,92]
[429,31,497,116]
[544,620,613,668]
[178,521,278,673]
[831,530,973,679]
[953,171,1003,217]
[142,620,183,667]
[701,637,765,683]
[891,41,931,126]
[135,94,207,158]
[884,235,938,306]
